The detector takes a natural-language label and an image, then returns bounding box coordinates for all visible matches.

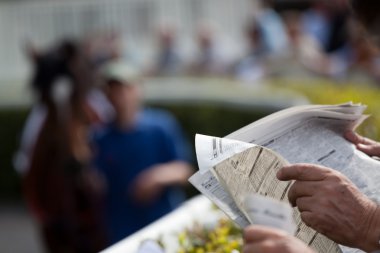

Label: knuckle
[318,197,331,209]
[243,227,254,242]
[322,184,335,194]
[242,245,251,253]
[260,240,276,251]
[337,183,349,195]
[300,212,317,227]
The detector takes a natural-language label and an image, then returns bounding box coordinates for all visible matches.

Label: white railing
[0,0,252,81]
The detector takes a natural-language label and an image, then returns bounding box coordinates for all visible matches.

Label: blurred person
[234,21,268,82]
[149,25,183,76]
[285,14,380,81]
[188,25,227,76]
[284,12,324,63]
[138,107,193,164]
[253,0,289,56]
[94,61,193,244]
[301,1,331,50]
[343,18,380,82]
[303,18,380,82]
[23,40,107,253]
[84,31,123,69]
[302,0,350,55]
[325,0,351,54]
[281,11,331,77]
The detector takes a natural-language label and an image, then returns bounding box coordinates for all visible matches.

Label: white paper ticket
[244,194,296,235]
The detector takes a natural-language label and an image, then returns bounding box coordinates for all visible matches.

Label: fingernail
[357,143,365,149]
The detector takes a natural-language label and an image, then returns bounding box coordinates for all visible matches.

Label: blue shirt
[94,118,184,244]
[138,108,192,163]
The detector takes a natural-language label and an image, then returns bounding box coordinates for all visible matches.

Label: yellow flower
[195,248,205,253]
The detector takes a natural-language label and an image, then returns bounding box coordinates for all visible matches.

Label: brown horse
[24,40,106,253]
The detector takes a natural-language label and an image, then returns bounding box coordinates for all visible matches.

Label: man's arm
[277,164,380,252]
[130,161,193,204]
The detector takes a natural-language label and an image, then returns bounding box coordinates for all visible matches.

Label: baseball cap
[102,60,142,86]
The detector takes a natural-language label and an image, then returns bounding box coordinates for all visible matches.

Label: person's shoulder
[136,120,171,142]
[141,108,177,122]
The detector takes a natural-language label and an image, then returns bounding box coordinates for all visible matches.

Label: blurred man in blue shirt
[94,61,193,245]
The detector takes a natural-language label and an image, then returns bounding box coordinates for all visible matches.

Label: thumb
[357,143,380,157]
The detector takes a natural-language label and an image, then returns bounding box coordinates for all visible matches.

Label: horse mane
[24,39,96,221]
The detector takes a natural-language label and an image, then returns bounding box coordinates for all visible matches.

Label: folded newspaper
[189,102,380,253]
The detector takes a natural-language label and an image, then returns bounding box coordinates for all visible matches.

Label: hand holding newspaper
[189,102,380,253]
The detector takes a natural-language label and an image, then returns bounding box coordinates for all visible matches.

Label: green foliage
[273,79,380,140]
[0,108,29,200]
[149,103,270,145]
[176,219,242,253]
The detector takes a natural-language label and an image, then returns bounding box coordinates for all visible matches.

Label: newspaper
[189,102,380,253]
[244,194,296,234]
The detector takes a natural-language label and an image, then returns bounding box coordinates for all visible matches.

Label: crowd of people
[76,0,380,84]
[12,0,380,252]
[235,0,380,83]
[21,0,378,86]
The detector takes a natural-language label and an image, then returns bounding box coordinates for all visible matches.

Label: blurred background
[2,0,380,252]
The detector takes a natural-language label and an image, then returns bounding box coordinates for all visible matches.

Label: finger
[244,225,286,243]
[344,131,372,145]
[287,182,316,207]
[344,130,360,144]
[277,164,330,181]
[357,143,380,157]
[243,244,261,253]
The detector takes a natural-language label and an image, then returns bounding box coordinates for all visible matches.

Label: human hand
[243,225,315,253]
[345,130,380,157]
[130,162,192,205]
[277,163,380,252]
[130,166,165,205]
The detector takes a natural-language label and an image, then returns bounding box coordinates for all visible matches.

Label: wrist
[155,162,191,185]
[152,164,180,186]
[360,204,380,252]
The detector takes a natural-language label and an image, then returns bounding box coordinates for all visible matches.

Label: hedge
[0,104,271,200]
[274,78,380,141]
[3,77,380,200]
[0,108,29,200]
